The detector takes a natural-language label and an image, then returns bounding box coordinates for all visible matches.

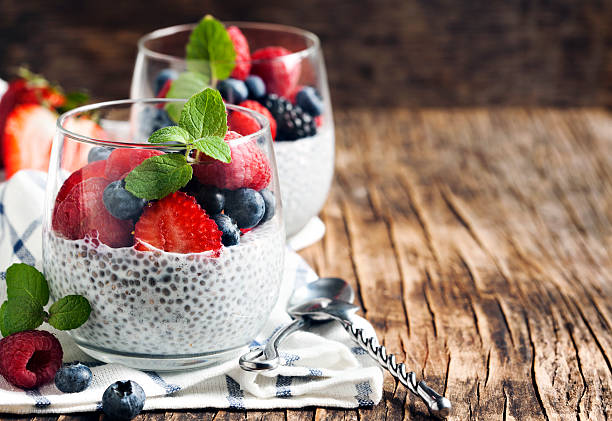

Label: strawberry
[104,148,164,181]
[193,131,272,191]
[62,116,107,173]
[250,46,301,98]
[134,191,222,254]
[52,177,134,248]
[227,26,251,80]
[2,104,57,179]
[233,100,277,139]
[55,159,107,205]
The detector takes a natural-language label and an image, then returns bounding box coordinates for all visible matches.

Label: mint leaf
[125,154,193,200]
[193,136,231,163]
[48,295,91,330]
[179,88,227,142]
[2,296,44,336]
[6,263,49,307]
[186,15,236,80]
[149,126,193,145]
[0,301,8,337]
[165,71,211,121]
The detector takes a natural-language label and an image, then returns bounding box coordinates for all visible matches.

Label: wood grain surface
[1,107,610,419]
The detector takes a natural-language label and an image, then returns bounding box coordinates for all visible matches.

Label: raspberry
[234,100,277,139]
[193,132,272,191]
[104,148,164,181]
[227,26,251,80]
[251,47,301,98]
[0,330,63,389]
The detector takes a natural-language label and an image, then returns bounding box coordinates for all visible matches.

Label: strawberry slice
[250,46,301,98]
[3,104,57,179]
[134,191,222,254]
[104,148,164,181]
[55,159,107,205]
[227,26,251,80]
[52,177,134,248]
[232,100,277,139]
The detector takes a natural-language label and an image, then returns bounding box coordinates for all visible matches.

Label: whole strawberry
[227,26,251,80]
[251,46,301,98]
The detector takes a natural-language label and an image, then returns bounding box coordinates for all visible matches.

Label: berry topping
[224,188,265,229]
[103,180,147,220]
[213,214,240,247]
[193,184,226,215]
[52,177,135,248]
[227,26,251,80]
[102,380,146,420]
[296,86,323,117]
[134,191,222,254]
[235,100,277,139]
[0,330,63,389]
[259,188,276,223]
[54,362,92,393]
[217,78,248,104]
[262,94,316,140]
[251,46,301,98]
[245,75,266,100]
[193,132,271,191]
[55,159,107,206]
[139,107,176,138]
[154,69,179,96]
[87,146,113,163]
[104,148,164,181]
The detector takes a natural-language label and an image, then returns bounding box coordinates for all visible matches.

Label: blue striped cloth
[0,170,383,414]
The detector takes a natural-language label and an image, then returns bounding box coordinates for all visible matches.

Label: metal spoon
[239,277,355,371]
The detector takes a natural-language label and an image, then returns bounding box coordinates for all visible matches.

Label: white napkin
[0,170,383,414]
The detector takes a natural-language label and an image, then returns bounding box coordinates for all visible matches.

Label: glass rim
[137,21,321,65]
[56,98,271,148]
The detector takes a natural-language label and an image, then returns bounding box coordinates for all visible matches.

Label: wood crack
[524,311,551,421]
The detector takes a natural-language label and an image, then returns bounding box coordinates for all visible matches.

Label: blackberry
[261,94,317,141]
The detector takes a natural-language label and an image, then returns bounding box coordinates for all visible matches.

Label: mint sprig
[0,263,91,337]
[125,88,231,200]
[164,72,210,122]
[186,15,236,82]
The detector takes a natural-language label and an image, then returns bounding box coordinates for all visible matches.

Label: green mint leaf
[48,295,91,330]
[179,88,227,143]
[125,154,193,200]
[149,126,193,145]
[0,301,8,337]
[57,91,90,114]
[186,15,236,80]
[6,263,49,306]
[164,71,211,121]
[193,135,231,163]
[2,296,44,336]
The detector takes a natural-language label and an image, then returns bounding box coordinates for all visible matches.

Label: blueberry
[245,75,266,99]
[259,188,276,223]
[154,68,178,96]
[296,86,323,117]
[54,362,92,393]
[217,78,248,104]
[88,146,113,163]
[224,188,265,229]
[194,185,225,215]
[102,380,146,420]
[103,180,147,220]
[213,214,240,246]
[140,107,176,137]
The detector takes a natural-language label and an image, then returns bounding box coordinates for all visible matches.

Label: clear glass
[42,99,285,370]
[131,22,335,238]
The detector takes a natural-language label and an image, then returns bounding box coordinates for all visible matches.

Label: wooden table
[2,108,611,420]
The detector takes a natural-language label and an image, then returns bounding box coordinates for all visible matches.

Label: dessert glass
[42,98,285,370]
[131,22,335,238]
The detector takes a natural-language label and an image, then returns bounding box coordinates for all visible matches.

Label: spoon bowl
[288,277,355,308]
[288,297,359,321]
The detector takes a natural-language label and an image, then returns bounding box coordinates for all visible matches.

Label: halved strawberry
[134,191,222,254]
[227,26,251,80]
[233,100,277,139]
[55,159,107,205]
[62,116,108,173]
[250,46,301,98]
[3,104,57,179]
[104,148,164,181]
[52,177,134,248]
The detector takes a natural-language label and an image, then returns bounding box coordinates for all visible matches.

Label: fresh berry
[0,330,63,389]
[61,116,108,172]
[250,46,301,98]
[236,100,277,139]
[262,94,316,140]
[213,214,240,246]
[88,146,113,163]
[217,78,248,104]
[228,109,259,137]
[134,191,222,254]
[102,380,146,420]
[245,75,266,100]
[227,26,251,80]
[224,188,265,229]
[139,107,176,137]
[2,104,56,179]
[193,132,271,191]
[154,69,178,96]
[104,148,164,181]
[54,362,92,393]
[193,184,225,215]
[103,180,147,220]
[52,177,135,247]
[296,86,323,117]
[55,159,107,205]
[315,115,323,127]
[259,188,276,223]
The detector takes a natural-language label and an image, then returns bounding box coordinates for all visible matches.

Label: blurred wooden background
[1,0,612,107]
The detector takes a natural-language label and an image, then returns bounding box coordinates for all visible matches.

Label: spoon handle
[342,322,451,419]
